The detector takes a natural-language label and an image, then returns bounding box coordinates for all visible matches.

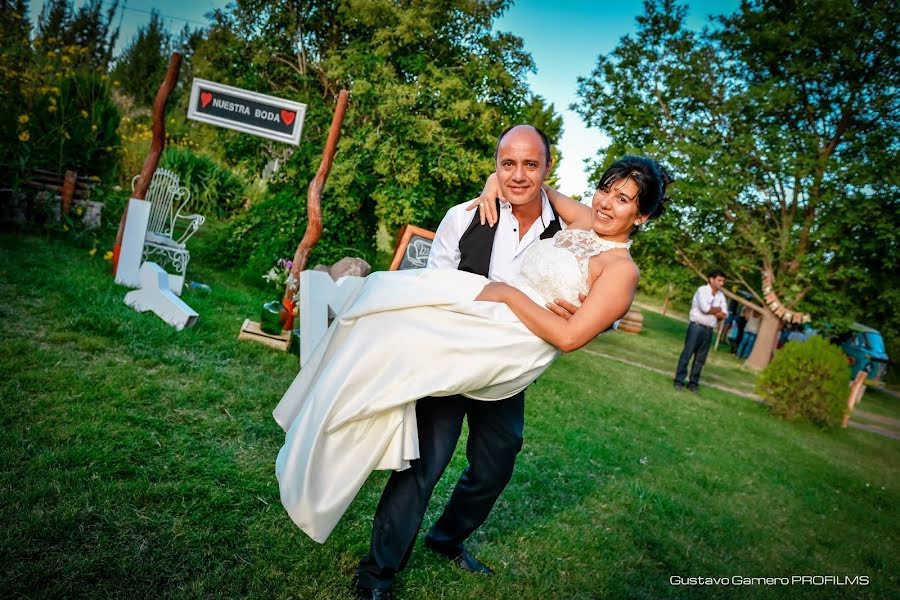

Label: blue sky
[30,0,738,194]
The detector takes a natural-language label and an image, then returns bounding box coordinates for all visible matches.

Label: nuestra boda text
[187,78,307,146]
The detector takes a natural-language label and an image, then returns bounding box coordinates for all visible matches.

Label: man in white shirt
[674,270,728,392]
[353,125,564,600]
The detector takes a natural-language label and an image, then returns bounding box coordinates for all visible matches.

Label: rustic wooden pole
[112,52,183,271]
[61,170,77,216]
[282,89,350,307]
[661,282,673,315]
[842,370,868,427]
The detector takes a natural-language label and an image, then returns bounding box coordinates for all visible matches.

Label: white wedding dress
[273,228,630,542]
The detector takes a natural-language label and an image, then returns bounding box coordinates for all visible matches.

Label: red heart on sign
[280,110,295,126]
[200,91,213,107]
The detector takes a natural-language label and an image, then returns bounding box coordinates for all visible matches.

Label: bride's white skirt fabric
[273,269,558,543]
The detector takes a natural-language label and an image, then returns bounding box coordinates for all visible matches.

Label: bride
[274,155,670,542]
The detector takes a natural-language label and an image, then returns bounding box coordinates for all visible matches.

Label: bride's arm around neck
[476,256,639,352]
[541,183,592,229]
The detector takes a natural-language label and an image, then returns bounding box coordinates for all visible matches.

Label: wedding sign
[187,78,307,145]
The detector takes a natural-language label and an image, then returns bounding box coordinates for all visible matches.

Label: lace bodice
[508,228,631,307]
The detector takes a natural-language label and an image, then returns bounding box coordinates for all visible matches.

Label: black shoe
[686,385,699,393]
[673,382,684,391]
[424,539,494,576]
[351,577,393,600]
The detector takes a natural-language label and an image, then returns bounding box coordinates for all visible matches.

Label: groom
[353,125,574,599]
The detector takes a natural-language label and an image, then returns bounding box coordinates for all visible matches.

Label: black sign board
[187,78,306,145]
[389,225,435,270]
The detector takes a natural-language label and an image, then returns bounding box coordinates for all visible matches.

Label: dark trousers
[675,322,714,388]
[355,391,525,590]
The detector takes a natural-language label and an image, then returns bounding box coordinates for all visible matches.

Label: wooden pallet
[238,319,292,351]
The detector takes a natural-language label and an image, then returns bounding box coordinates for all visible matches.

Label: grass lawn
[588,310,759,395]
[1,230,897,599]
[855,387,900,423]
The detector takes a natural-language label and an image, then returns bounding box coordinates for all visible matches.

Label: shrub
[160,147,249,218]
[211,185,376,288]
[756,336,850,428]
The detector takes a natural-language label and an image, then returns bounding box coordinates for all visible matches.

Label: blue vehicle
[841,323,890,382]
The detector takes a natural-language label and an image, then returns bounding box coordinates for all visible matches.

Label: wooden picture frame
[389,225,436,271]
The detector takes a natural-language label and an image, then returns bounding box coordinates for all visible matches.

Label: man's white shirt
[689,284,728,328]
[426,190,558,282]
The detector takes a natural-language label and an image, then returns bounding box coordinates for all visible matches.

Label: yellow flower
[75,206,84,216]
[89,248,97,257]
[18,114,29,123]
[113,80,120,87]
[92,124,97,132]
[62,225,69,231]
[81,110,89,118]
[103,251,113,261]
[48,105,57,113]
[63,131,71,139]
[18,131,30,142]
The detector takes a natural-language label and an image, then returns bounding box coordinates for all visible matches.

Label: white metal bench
[131,168,204,296]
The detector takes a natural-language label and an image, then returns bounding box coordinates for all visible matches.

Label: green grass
[856,387,900,422]
[588,310,759,394]
[1,231,898,599]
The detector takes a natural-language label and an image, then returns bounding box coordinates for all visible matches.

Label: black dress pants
[674,322,714,388]
[355,391,525,590]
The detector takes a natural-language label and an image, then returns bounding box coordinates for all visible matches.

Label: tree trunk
[745,310,781,371]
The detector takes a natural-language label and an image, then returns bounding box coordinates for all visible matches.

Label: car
[841,323,890,383]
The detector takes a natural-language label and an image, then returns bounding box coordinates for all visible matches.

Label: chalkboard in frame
[389,225,435,271]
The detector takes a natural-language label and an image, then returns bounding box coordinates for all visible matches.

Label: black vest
[457,199,561,277]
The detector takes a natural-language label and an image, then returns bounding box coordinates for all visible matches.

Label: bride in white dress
[274,156,671,542]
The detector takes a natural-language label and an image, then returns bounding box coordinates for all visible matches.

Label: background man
[674,269,728,392]
[353,125,562,600]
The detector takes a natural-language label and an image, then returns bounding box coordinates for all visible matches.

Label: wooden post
[661,282,673,315]
[842,370,867,428]
[61,170,77,216]
[282,89,350,313]
[112,53,183,271]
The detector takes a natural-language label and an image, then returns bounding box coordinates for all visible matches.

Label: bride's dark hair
[596,155,671,219]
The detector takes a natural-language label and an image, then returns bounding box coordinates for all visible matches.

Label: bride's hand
[465,172,502,227]
[475,281,513,303]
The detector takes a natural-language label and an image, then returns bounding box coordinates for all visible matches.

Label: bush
[756,336,850,428]
[159,147,249,218]
[210,185,376,288]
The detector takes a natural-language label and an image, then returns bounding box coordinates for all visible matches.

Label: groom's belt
[689,321,714,330]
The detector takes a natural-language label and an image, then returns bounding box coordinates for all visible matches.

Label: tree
[37,0,120,71]
[575,0,899,369]
[112,10,172,107]
[194,0,548,278]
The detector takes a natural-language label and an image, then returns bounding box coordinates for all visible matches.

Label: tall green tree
[112,10,171,107]
[575,0,899,368]
[194,0,547,278]
[37,0,120,71]
[0,0,33,177]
